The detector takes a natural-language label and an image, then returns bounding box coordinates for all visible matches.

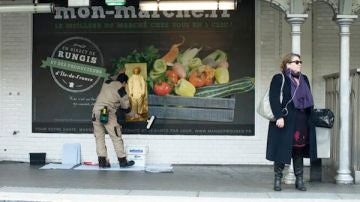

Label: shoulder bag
[257,73,296,121]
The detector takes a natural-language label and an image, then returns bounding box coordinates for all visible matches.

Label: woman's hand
[276,118,284,128]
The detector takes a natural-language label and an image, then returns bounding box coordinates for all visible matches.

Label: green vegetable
[150,70,162,80]
[202,49,227,67]
[153,59,167,73]
[150,59,167,80]
[177,48,202,68]
[112,46,160,75]
[188,57,202,70]
[215,67,229,84]
[175,79,196,97]
[195,77,254,98]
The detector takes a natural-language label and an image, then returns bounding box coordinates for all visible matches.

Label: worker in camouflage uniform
[92,73,135,168]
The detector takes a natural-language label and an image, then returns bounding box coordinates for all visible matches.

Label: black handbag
[313,108,335,128]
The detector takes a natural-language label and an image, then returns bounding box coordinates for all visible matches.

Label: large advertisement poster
[32,0,255,135]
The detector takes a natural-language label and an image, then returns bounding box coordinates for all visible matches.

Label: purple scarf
[285,69,314,109]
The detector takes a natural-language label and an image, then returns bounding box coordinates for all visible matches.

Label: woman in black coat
[266,53,317,191]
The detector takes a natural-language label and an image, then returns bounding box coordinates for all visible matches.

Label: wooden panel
[148,95,235,122]
[149,95,235,109]
[149,106,235,122]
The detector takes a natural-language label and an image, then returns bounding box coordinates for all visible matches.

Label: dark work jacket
[265,73,317,164]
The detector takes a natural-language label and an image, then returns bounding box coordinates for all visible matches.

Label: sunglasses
[289,60,302,65]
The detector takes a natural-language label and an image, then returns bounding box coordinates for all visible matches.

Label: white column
[283,14,308,185]
[286,14,308,55]
[335,15,357,184]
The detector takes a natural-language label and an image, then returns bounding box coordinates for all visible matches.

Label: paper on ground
[145,164,173,173]
[74,163,145,171]
[40,163,77,170]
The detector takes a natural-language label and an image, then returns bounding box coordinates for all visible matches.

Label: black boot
[118,157,135,168]
[293,156,307,191]
[274,162,284,191]
[98,156,111,168]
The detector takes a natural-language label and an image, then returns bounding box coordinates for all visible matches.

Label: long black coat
[265,73,317,164]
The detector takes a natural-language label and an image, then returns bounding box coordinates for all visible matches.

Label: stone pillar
[335,15,357,184]
[286,14,308,54]
[283,13,308,185]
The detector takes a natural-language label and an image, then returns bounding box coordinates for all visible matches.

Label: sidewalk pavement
[0,161,359,202]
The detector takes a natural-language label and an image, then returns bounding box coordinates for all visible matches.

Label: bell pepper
[188,57,202,70]
[215,67,229,84]
[177,48,202,73]
[189,70,205,87]
[175,79,196,97]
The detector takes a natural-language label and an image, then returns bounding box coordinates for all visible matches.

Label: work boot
[98,156,111,168]
[293,156,307,191]
[118,157,135,168]
[274,162,284,191]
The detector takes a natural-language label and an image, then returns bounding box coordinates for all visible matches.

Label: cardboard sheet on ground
[62,143,81,165]
[40,163,173,173]
[74,163,145,171]
[40,143,81,170]
[145,164,173,173]
[40,163,77,170]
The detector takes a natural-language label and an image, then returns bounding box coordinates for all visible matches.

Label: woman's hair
[280,53,301,72]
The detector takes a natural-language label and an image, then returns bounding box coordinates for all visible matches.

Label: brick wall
[0,12,33,161]
[1,1,357,165]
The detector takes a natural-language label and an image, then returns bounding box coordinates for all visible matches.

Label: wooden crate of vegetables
[148,76,254,122]
[112,37,255,122]
[147,37,254,122]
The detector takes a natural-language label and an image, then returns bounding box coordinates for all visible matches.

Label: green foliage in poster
[111,46,160,76]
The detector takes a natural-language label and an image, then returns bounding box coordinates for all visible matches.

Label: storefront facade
[0,1,359,182]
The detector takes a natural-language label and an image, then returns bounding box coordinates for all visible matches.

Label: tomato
[203,75,214,86]
[166,70,179,85]
[153,82,172,96]
[189,72,205,87]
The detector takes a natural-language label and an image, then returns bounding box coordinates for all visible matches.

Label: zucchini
[195,77,254,98]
